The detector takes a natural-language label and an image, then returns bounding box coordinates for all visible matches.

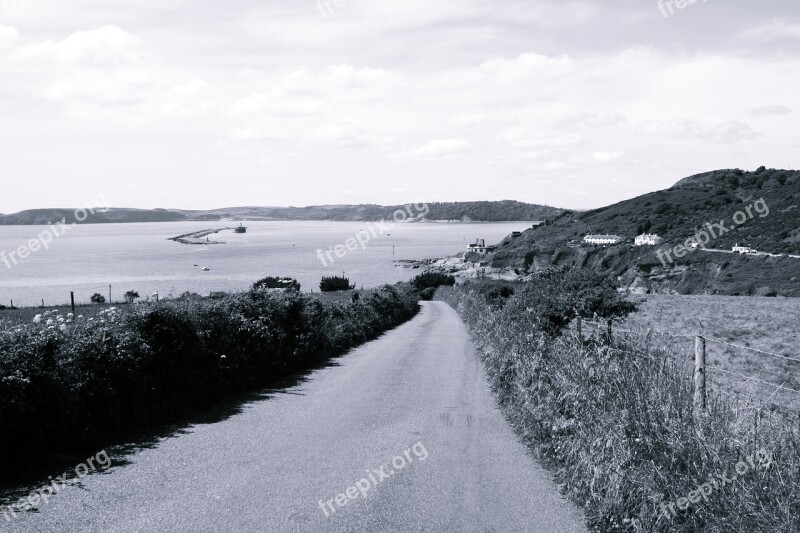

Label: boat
[234,224,247,234]
[202,267,211,271]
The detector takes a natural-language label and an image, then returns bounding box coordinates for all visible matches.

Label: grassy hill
[0,201,562,225]
[487,167,800,296]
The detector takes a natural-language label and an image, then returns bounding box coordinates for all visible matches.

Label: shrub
[320,276,354,292]
[90,293,106,304]
[125,290,140,303]
[252,276,301,292]
[0,282,419,477]
[419,287,437,301]
[503,267,637,337]
[412,272,456,290]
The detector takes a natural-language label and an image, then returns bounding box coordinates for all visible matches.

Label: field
[621,294,800,411]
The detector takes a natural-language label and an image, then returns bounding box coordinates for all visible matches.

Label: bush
[320,276,354,292]
[252,276,301,292]
[0,282,419,477]
[90,293,106,304]
[419,287,437,301]
[412,272,456,290]
[503,267,637,337]
[125,290,140,303]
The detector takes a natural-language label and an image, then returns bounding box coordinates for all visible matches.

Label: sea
[0,221,527,307]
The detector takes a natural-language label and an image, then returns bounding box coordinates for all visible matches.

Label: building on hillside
[467,239,497,254]
[566,240,581,248]
[583,234,624,245]
[733,244,757,254]
[511,231,522,238]
[635,234,664,246]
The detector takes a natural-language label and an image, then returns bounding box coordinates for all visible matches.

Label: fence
[574,316,800,417]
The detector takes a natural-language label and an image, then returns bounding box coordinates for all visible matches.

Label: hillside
[0,201,562,225]
[485,167,800,297]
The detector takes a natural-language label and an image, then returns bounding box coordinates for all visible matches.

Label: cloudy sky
[0,0,798,212]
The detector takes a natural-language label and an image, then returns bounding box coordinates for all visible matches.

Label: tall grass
[0,284,418,476]
[438,285,800,532]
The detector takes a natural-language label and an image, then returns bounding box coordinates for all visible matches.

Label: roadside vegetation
[438,269,800,532]
[0,281,419,477]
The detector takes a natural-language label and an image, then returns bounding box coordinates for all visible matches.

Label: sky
[0,0,798,212]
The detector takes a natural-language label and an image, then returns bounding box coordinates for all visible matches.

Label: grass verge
[438,283,800,532]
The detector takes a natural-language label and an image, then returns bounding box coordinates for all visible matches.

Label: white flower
[33,315,42,324]
[59,324,67,332]
[67,313,74,319]
[46,319,54,326]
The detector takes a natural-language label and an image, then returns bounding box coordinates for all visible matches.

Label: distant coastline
[0,201,564,226]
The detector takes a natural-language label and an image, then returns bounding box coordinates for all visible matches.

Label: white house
[583,234,624,245]
[635,234,664,246]
[467,238,497,254]
[733,244,757,254]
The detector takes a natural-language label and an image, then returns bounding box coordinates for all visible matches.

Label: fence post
[694,336,707,411]
[71,292,75,314]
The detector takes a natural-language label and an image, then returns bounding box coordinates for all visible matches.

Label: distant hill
[486,167,800,297]
[0,201,563,225]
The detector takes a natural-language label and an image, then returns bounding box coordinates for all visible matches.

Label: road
[6,301,587,533]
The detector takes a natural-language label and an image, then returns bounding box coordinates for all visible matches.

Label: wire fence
[573,316,800,418]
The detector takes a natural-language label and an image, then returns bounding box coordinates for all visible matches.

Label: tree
[320,276,355,292]
[125,290,140,303]
[90,293,106,304]
[411,272,456,291]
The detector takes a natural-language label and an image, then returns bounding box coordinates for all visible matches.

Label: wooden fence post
[71,292,75,314]
[694,336,707,411]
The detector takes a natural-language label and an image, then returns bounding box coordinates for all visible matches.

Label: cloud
[751,105,793,116]
[635,120,760,144]
[479,52,572,83]
[593,151,624,162]
[0,23,19,49]
[742,19,800,41]
[397,139,470,159]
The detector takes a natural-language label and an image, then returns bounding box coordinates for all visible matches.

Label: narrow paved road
[7,301,587,533]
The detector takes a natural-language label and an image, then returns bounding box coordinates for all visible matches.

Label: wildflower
[46,319,54,326]
[33,315,42,324]
[59,324,67,332]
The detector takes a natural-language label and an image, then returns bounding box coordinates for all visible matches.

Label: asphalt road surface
[6,301,588,533]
